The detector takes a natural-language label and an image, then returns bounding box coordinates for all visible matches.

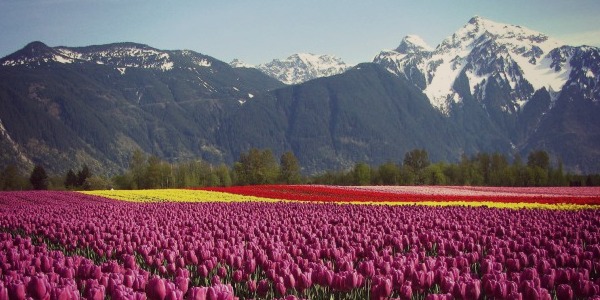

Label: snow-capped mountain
[229,59,254,69]
[374,16,598,114]
[232,53,350,85]
[1,41,216,72]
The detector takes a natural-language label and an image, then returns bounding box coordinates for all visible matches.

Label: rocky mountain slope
[0,42,283,174]
[1,16,599,174]
[374,16,600,173]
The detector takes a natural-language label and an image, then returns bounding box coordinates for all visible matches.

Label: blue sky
[1,0,599,65]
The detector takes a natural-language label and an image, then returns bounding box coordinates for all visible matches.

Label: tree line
[1,148,599,191]
[313,149,600,187]
[109,149,302,189]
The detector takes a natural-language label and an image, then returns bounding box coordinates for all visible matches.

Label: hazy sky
[1,0,599,65]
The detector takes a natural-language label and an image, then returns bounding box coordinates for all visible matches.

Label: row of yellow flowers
[82,189,279,203]
[81,189,597,210]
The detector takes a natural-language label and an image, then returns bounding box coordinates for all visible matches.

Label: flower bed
[1,190,599,299]
[83,189,278,203]
[197,185,600,208]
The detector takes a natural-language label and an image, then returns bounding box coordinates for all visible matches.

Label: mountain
[374,16,568,113]
[219,63,469,173]
[1,16,600,175]
[0,41,283,174]
[231,53,350,85]
[229,59,254,69]
[374,16,600,173]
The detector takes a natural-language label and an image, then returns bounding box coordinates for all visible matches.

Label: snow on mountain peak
[396,35,433,53]
[257,53,350,85]
[1,42,204,72]
[230,59,254,68]
[446,15,563,52]
[375,16,574,113]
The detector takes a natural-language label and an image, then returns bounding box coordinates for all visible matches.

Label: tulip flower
[8,281,26,300]
[246,280,257,293]
[256,280,270,297]
[187,287,207,300]
[26,275,49,300]
[146,277,167,300]
[275,282,286,297]
[399,281,412,300]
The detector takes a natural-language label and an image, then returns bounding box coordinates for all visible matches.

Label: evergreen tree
[76,165,91,188]
[1,165,28,191]
[527,150,550,170]
[64,169,78,189]
[30,165,49,190]
[403,149,430,184]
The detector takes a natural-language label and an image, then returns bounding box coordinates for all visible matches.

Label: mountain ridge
[231,53,350,85]
[1,16,600,174]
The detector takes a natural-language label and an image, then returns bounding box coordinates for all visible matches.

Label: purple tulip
[275,281,286,297]
[26,275,49,300]
[8,281,25,300]
[298,272,312,292]
[0,284,8,300]
[256,280,270,297]
[146,277,167,300]
[175,276,189,294]
[187,287,207,300]
[246,280,257,293]
[399,281,412,300]
[86,285,106,300]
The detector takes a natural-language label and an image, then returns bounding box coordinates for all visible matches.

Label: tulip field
[0,186,599,300]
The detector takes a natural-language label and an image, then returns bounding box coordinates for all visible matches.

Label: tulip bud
[257,279,270,297]
[441,276,454,294]
[187,287,207,300]
[232,270,243,283]
[86,286,106,300]
[244,259,256,274]
[399,281,412,299]
[27,275,49,300]
[344,272,359,290]
[124,255,137,269]
[146,277,167,300]
[211,275,221,285]
[275,282,286,297]
[0,284,8,300]
[246,280,257,293]
[465,279,481,300]
[507,291,523,300]
[175,276,189,294]
[299,272,312,292]
[206,287,217,300]
[8,281,26,300]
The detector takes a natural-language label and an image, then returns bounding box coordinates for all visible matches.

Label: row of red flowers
[195,185,600,205]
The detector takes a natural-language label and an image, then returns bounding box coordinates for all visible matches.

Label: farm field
[0,186,599,299]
